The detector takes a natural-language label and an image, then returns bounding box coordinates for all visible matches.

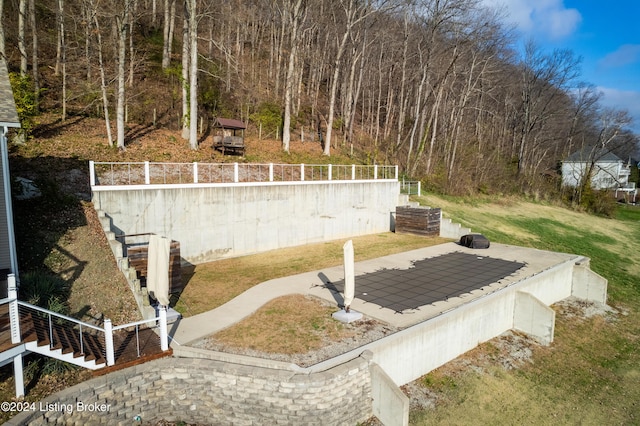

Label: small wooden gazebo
[213,117,247,155]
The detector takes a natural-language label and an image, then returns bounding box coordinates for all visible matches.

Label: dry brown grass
[212,294,353,354]
[174,233,449,317]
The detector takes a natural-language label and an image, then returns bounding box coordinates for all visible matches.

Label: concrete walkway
[169,242,579,346]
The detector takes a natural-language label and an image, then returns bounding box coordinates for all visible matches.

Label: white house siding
[561,160,625,190]
[0,150,9,270]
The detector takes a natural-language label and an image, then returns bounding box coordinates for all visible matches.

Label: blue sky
[481,0,640,133]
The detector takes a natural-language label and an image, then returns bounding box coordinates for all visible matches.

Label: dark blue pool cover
[324,251,526,313]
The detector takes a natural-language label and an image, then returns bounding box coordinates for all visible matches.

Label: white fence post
[8,275,20,344]
[352,164,356,180]
[374,165,378,180]
[159,306,169,351]
[104,319,115,366]
[144,161,150,185]
[193,162,198,183]
[395,165,399,180]
[328,164,333,181]
[269,163,274,182]
[13,353,24,398]
[301,164,305,181]
[417,181,421,196]
[89,161,96,187]
[234,163,239,183]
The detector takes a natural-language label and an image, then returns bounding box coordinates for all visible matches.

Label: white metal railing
[400,178,421,196]
[619,168,631,176]
[89,161,399,187]
[16,301,107,363]
[3,282,169,368]
[111,306,169,362]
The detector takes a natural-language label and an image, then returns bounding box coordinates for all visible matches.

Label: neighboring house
[561,146,631,190]
[0,59,21,298]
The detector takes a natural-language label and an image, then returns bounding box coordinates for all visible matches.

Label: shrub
[580,186,617,217]
[8,73,40,139]
[19,271,70,315]
[250,102,282,136]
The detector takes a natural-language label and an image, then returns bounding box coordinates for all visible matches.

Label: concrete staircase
[439,217,472,240]
[95,210,157,320]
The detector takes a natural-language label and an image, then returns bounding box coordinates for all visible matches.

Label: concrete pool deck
[169,242,581,346]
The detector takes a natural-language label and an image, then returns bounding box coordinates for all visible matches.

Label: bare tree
[180,0,189,139]
[58,0,67,120]
[571,108,633,204]
[116,0,132,149]
[282,0,307,153]
[89,0,114,146]
[324,0,391,156]
[28,0,38,108]
[162,0,176,69]
[187,0,198,149]
[516,41,581,176]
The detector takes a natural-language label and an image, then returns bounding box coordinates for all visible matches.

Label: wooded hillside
[1,0,638,196]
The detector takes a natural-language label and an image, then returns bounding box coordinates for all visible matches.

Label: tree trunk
[83,1,91,81]
[18,0,27,75]
[128,1,136,87]
[92,6,114,146]
[180,0,189,139]
[59,0,66,121]
[116,2,129,149]
[395,12,409,148]
[162,0,175,69]
[28,0,38,109]
[282,0,305,153]
[188,0,197,149]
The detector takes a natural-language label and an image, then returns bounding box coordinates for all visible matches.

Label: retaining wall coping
[172,345,305,372]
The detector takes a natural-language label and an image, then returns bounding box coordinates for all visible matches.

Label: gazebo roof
[214,117,246,130]
[0,59,20,128]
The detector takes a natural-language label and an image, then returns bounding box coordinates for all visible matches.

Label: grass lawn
[174,194,640,424]
[173,232,449,317]
[407,195,640,425]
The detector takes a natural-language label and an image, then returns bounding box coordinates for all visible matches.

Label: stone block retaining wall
[7,355,373,426]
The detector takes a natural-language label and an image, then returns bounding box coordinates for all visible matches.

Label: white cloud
[598,87,640,132]
[481,0,581,40]
[599,44,640,69]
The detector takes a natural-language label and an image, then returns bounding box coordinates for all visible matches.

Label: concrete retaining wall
[6,255,607,426]
[7,354,374,426]
[92,181,400,264]
[306,257,583,387]
[370,363,409,426]
[368,259,576,385]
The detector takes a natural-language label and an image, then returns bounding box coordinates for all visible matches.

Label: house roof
[214,117,246,130]
[565,146,622,163]
[0,59,20,128]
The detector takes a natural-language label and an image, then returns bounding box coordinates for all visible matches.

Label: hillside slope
[407,194,640,425]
